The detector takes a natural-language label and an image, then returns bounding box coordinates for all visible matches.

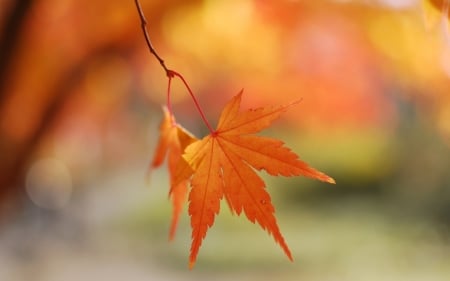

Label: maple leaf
[151,107,197,240]
[183,91,335,268]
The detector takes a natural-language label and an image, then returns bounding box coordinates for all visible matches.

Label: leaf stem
[134,0,214,134]
[170,70,215,134]
[167,75,176,124]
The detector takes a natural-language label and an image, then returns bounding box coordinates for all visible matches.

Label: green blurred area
[1,0,450,280]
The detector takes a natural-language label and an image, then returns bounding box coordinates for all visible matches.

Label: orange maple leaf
[151,107,197,240]
[183,91,335,268]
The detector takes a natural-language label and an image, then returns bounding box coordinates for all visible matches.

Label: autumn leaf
[151,107,197,240]
[183,90,335,268]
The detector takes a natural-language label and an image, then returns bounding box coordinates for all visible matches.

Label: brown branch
[0,0,35,105]
[134,0,172,76]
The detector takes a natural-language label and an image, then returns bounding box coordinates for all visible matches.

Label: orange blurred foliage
[0,0,449,216]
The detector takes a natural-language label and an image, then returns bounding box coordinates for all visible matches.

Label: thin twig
[134,0,171,76]
[171,70,215,133]
[134,0,214,133]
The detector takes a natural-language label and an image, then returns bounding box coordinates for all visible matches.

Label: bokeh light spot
[25,158,73,210]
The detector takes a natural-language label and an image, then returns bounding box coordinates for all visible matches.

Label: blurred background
[1,0,450,280]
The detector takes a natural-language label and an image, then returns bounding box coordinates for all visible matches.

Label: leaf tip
[281,241,294,262]
[326,177,336,184]
[288,254,294,262]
